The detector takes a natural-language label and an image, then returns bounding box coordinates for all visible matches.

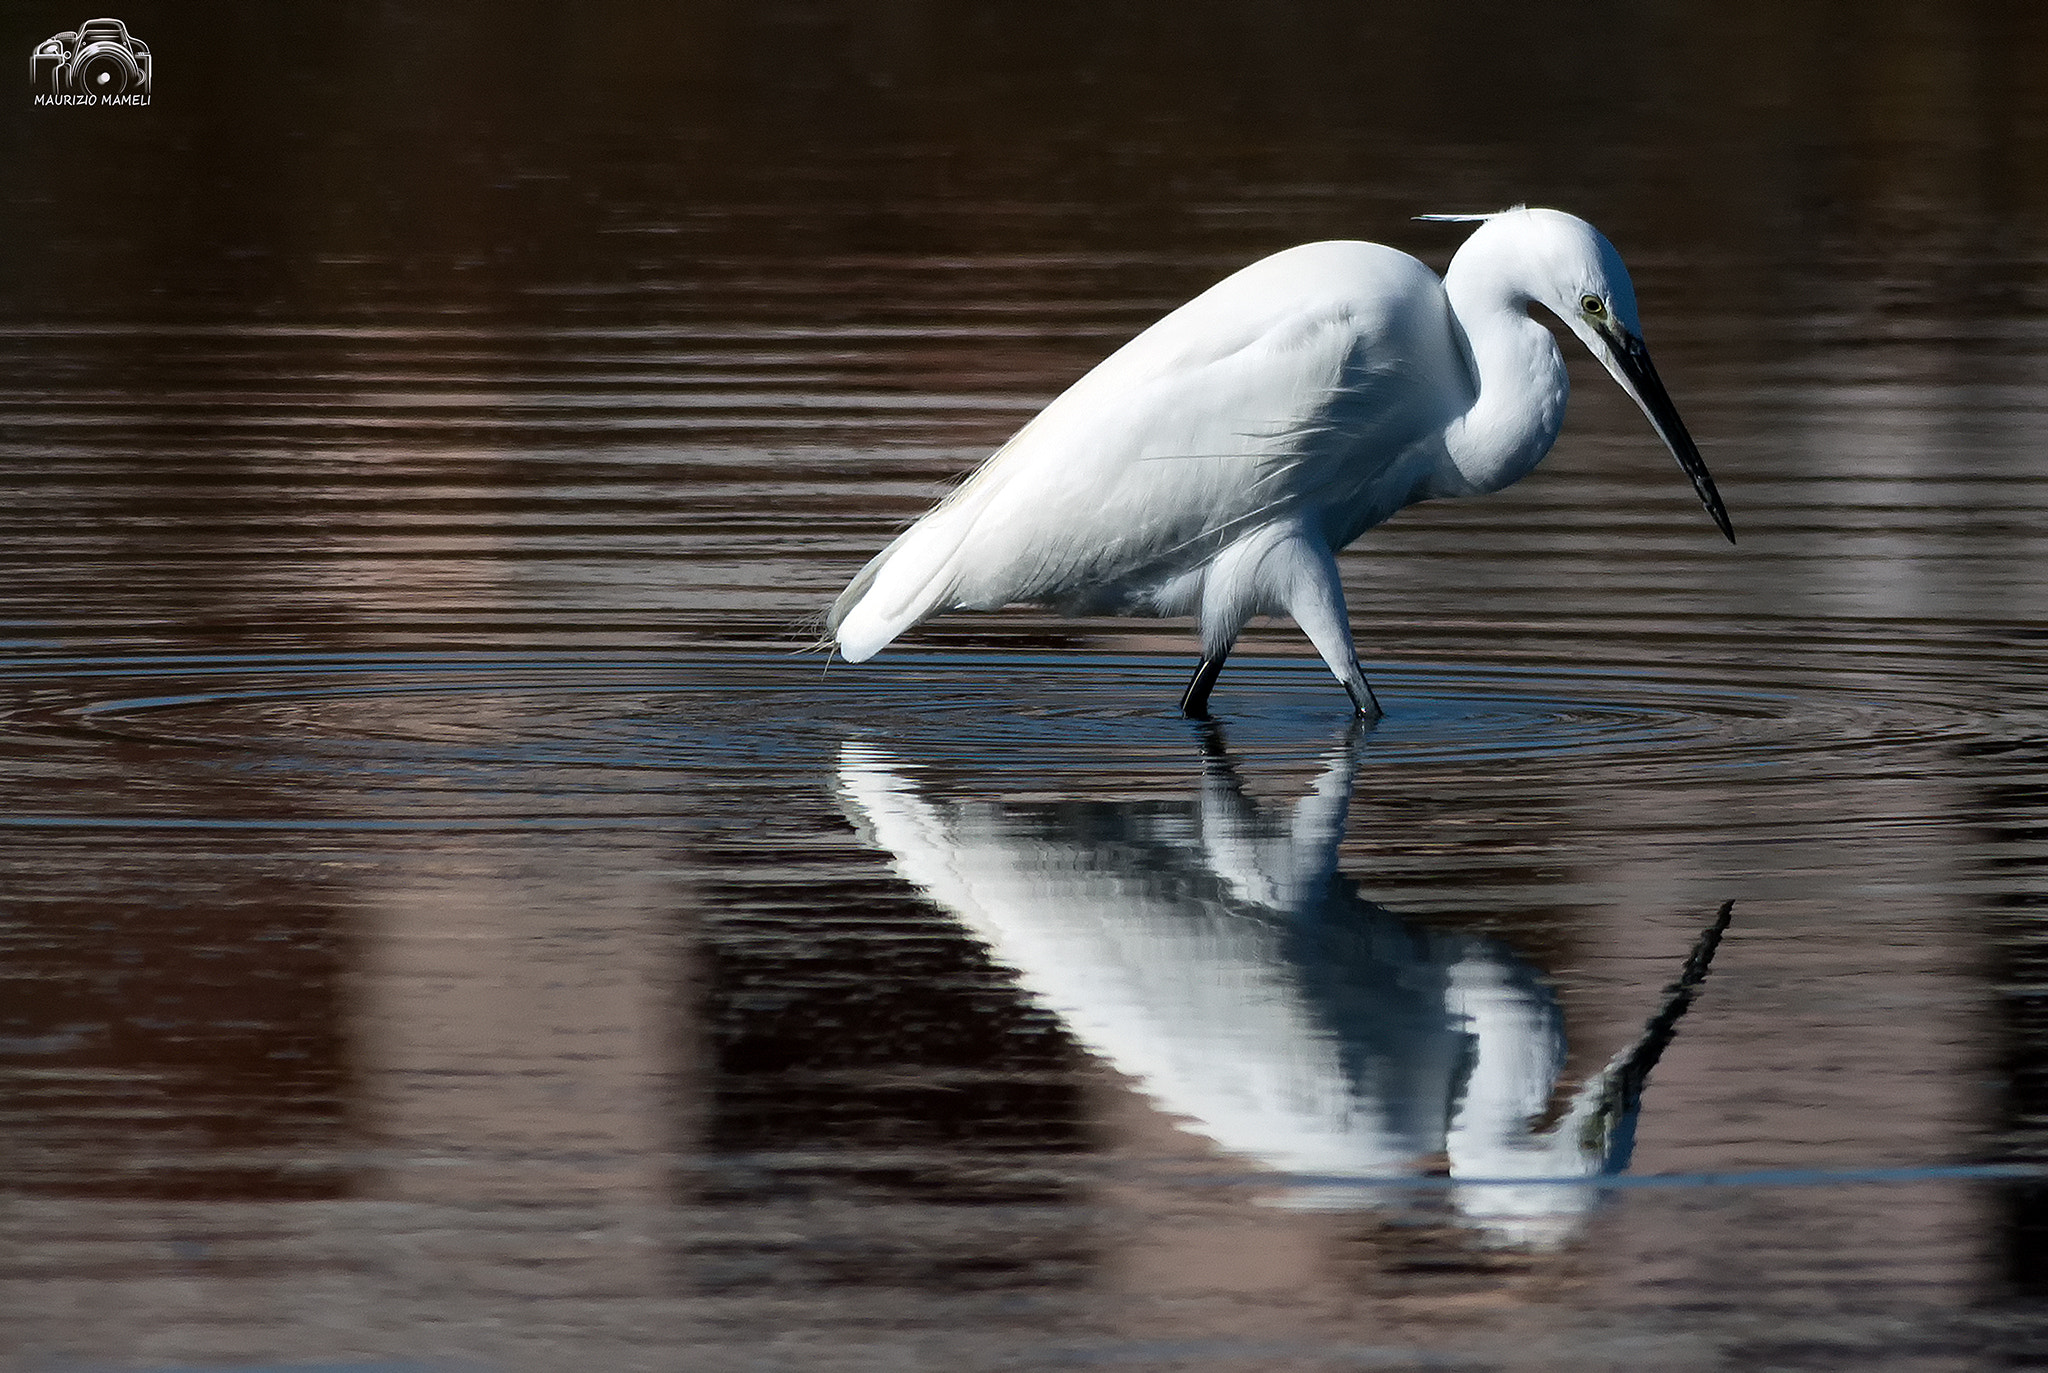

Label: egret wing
[831,242,1469,657]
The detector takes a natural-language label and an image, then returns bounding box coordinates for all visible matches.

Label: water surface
[7,4,2048,1369]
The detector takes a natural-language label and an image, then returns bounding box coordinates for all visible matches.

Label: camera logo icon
[31,18,151,99]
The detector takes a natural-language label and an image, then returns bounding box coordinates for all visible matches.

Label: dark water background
[7,2,2048,1369]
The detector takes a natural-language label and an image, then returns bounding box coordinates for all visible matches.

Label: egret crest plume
[827,207,1733,717]
[1412,208,1520,222]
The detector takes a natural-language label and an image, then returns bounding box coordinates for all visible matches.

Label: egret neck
[1437,236,1570,498]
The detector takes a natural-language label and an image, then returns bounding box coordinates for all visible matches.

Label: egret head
[1424,207,1735,543]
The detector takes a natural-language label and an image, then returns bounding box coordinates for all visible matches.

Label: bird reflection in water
[835,726,1733,1248]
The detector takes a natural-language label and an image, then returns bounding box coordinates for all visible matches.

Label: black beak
[1605,327,1734,544]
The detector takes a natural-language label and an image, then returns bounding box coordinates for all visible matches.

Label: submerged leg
[1180,649,1229,719]
[1186,560,1255,718]
[1282,535,1383,721]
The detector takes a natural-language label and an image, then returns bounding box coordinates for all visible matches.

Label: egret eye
[1581,294,1605,316]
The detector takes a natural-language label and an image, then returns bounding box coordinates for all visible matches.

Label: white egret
[834,732,1735,1241]
[828,207,1732,718]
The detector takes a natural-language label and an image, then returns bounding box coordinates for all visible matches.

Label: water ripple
[0,646,2024,835]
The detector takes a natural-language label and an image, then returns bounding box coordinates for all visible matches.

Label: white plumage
[834,736,1734,1242]
[829,208,1732,717]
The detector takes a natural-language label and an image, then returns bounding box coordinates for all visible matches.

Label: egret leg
[1284,537,1384,721]
[1342,674,1384,720]
[1180,649,1230,719]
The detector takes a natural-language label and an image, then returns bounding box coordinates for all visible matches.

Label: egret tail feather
[829,507,978,661]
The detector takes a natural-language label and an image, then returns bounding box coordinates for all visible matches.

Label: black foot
[1180,651,1228,719]
[1345,674,1384,721]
